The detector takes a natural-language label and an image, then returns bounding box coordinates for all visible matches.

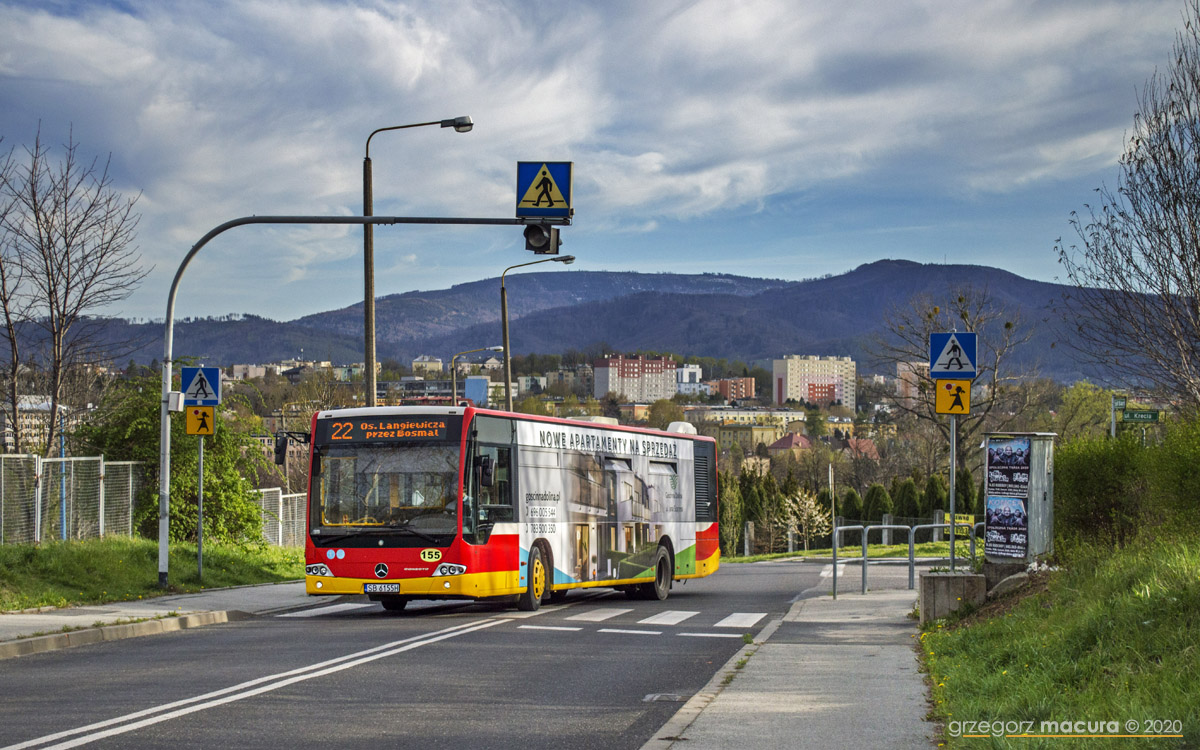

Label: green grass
[921,538,1200,748]
[725,539,978,563]
[0,537,303,611]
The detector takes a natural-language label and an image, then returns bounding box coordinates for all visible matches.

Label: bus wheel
[643,547,671,601]
[518,546,546,611]
[380,597,409,612]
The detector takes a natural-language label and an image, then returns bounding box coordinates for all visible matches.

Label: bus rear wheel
[638,547,671,601]
[518,546,546,611]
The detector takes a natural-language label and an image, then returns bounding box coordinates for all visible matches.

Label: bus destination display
[315,416,461,444]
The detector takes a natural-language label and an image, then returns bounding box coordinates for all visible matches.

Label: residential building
[548,364,594,396]
[767,432,812,459]
[517,376,547,395]
[896,361,928,407]
[0,396,73,454]
[411,355,443,376]
[772,355,857,410]
[714,423,784,454]
[684,407,807,431]
[712,377,756,402]
[593,355,676,402]
[676,364,706,396]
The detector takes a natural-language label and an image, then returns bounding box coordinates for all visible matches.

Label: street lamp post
[363,116,472,407]
[450,346,503,407]
[501,255,575,411]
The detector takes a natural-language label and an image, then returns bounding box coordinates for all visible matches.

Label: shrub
[1055,434,1145,550]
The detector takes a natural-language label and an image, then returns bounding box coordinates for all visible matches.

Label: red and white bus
[300,405,719,611]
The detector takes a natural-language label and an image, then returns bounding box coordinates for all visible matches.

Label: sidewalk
[644,588,934,749]
[0,581,312,659]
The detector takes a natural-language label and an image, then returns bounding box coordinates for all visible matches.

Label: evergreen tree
[923,474,948,515]
[863,483,893,523]
[841,487,863,520]
[893,478,920,518]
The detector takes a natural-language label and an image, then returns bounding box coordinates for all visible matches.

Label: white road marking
[637,610,699,626]
[518,625,582,632]
[818,564,846,578]
[678,633,747,639]
[277,603,373,618]
[565,608,632,622]
[5,619,503,750]
[713,612,767,628]
[598,628,661,635]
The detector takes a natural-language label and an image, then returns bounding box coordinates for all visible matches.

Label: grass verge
[0,537,303,611]
[921,538,1199,748]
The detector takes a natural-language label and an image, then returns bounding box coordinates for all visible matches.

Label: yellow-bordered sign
[186,406,214,435]
[935,379,971,415]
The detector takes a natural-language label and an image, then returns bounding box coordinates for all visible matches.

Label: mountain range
[102,260,1088,380]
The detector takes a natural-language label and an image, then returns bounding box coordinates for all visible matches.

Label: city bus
[299,405,719,611]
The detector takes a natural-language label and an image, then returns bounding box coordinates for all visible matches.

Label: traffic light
[274,434,288,465]
[523,224,561,254]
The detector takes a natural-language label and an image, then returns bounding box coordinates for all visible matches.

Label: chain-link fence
[255,488,306,547]
[0,456,143,545]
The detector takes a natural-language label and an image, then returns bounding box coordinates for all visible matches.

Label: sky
[0,0,1188,322]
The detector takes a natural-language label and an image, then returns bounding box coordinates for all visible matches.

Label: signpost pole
[949,415,957,572]
[830,462,837,600]
[197,435,204,581]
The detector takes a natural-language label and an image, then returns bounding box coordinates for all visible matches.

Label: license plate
[364,583,400,594]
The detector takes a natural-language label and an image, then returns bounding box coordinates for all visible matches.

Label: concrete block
[919,572,986,625]
[987,572,1029,600]
[983,561,1027,591]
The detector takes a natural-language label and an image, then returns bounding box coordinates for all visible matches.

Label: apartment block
[772,355,857,410]
[593,355,677,402]
[713,377,756,402]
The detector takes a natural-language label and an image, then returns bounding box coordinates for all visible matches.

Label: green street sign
[1122,409,1159,423]
[1112,396,1126,409]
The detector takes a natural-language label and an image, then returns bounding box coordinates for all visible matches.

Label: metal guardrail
[832,521,983,596]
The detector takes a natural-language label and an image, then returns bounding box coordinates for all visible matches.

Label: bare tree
[0,141,33,452]
[0,128,145,455]
[1055,0,1200,412]
[868,286,1034,471]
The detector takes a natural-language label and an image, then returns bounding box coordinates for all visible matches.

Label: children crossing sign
[181,367,221,406]
[929,332,977,380]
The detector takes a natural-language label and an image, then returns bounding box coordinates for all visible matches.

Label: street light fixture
[363,116,473,407]
[451,345,503,407]
[501,255,575,411]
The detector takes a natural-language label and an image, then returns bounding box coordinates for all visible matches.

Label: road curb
[0,611,232,660]
[640,616,785,750]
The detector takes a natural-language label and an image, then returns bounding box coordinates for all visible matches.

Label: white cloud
[0,0,1186,320]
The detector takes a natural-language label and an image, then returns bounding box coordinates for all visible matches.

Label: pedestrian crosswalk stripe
[519,625,582,632]
[565,608,632,622]
[598,628,661,635]
[713,612,767,628]
[678,633,747,639]
[638,610,700,626]
[278,603,373,618]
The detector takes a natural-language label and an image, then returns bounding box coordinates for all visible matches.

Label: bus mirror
[479,455,494,488]
[273,434,288,465]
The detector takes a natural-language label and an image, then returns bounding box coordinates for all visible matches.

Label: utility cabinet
[983,432,1055,563]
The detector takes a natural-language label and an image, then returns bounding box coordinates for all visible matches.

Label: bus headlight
[306,564,333,577]
[434,563,466,577]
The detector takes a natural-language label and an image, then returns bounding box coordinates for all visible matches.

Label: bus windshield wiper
[313,524,441,544]
[384,522,439,543]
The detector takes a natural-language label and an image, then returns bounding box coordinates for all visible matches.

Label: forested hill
[98,261,1087,380]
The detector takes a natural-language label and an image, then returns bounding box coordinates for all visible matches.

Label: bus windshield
[316,443,459,535]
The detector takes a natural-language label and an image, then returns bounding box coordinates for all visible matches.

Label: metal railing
[254,488,306,547]
[832,521,981,596]
[0,456,142,545]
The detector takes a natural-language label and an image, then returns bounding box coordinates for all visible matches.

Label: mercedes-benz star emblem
[374,563,388,578]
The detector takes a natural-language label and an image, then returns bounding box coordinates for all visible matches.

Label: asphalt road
[0,559,923,750]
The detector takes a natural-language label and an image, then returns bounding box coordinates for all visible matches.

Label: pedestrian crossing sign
[187,406,214,435]
[181,366,221,406]
[516,161,572,219]
[935,379,972,415]
[929,332,977,379]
